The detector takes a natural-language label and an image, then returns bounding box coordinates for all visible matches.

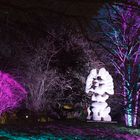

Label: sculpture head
[86,67,114,95]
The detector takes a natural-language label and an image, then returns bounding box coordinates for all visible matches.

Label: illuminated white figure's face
[85,68,114,122]
[85,68,114,95]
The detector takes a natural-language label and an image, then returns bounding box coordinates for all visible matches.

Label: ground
[0,120,140,140]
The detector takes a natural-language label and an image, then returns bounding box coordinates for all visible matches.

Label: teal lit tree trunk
[123,63,133,126]
[124,83,139,127]
[123,63,140,127]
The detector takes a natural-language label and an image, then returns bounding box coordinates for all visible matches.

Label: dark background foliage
[0,0,131,122]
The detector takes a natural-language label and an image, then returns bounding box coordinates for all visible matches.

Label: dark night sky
[0,0,128,17]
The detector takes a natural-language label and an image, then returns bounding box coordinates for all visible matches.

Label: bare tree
[90,0,140,126]
[18,37,72,114]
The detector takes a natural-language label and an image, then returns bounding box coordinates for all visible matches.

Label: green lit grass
[0,130,89,140]
[0,121,139,140]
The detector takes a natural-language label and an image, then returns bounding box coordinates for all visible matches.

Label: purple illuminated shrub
[0,71,27,115]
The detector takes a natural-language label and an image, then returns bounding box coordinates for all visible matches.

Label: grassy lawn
[0,120,139,140]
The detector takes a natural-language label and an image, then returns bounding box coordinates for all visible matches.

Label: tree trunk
[123,80,139,127]
[133,93,139,127]
[123,82,133,127]
[123,63,133,126]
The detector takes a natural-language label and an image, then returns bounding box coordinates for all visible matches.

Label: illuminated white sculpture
[85,68,114,121]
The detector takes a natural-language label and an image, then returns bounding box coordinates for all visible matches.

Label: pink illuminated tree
[0,71,27,116]
[90,0,140,126]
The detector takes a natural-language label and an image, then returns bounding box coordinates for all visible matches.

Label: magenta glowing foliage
[0,71,27,115]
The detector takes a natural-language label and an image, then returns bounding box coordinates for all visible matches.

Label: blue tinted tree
[91,0,140,126]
